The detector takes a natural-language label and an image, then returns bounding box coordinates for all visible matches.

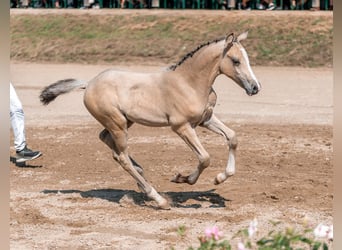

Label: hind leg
[99,112,169,209]
[110,128,169,209]
[99,129,144,176]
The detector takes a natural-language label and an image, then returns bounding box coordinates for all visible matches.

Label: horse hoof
[158,200,171,210]
[214,173,226,185]
[159,203,171,210]
[170,173,180,183]
[171,173,187,183]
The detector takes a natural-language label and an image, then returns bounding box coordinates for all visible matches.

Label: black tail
[40,78,87,105]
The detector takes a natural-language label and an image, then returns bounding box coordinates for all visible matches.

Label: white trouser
[10,83,26,152]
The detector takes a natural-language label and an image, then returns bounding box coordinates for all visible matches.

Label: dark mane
[168,36,225,71]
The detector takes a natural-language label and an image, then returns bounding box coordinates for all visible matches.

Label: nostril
[252,85,258,94]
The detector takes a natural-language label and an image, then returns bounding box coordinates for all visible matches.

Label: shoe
[256,3,265,10]
[267,3,275,10]
[16,146,42,163]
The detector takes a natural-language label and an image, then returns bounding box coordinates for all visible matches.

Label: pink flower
[205,225,223,240]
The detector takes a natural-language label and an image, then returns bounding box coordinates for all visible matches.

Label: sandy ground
[9,62,333,249]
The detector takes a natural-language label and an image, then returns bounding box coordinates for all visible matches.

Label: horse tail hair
[39,78,87,105]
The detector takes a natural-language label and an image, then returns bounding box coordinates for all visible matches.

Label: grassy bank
[10,10,333,67]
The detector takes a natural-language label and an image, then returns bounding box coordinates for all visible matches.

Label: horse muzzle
[246,82,260,96]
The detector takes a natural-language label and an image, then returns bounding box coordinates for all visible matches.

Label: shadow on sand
[10,156,42,168]
[42,188,230,209]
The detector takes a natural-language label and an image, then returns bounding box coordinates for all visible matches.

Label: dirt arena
[9,62,333,249]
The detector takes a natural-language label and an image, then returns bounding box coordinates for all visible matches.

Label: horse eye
[232,58,240,66]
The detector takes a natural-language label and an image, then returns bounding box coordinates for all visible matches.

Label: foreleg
[171,123,210,185]
[200,114,237,185]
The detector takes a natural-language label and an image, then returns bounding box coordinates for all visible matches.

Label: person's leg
[265,0,276,9]
[10,83,42,162]
[241,0,250,8]
[10,83,26,152]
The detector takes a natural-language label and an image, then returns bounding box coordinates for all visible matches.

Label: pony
[40,31,261,209]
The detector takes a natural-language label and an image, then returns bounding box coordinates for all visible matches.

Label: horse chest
[167,96,208,126]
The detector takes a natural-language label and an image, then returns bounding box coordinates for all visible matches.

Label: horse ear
[225,33,235,44]
[222,33,234,57]
[237,31,248,42]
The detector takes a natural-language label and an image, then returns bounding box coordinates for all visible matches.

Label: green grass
[10,12,333,67]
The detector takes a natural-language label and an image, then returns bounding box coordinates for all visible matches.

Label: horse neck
[175,41,224,90]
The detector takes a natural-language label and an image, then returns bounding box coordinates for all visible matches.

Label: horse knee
[229,133,238,150]
[200,153,210,169]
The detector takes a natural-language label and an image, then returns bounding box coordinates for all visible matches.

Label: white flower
[248,218,258,237]
[314,223,333,240]
[237,242,249,250]
[328,225,333,240]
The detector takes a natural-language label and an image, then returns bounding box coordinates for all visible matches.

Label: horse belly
[126,107,169,127]
[124,90,169,127]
